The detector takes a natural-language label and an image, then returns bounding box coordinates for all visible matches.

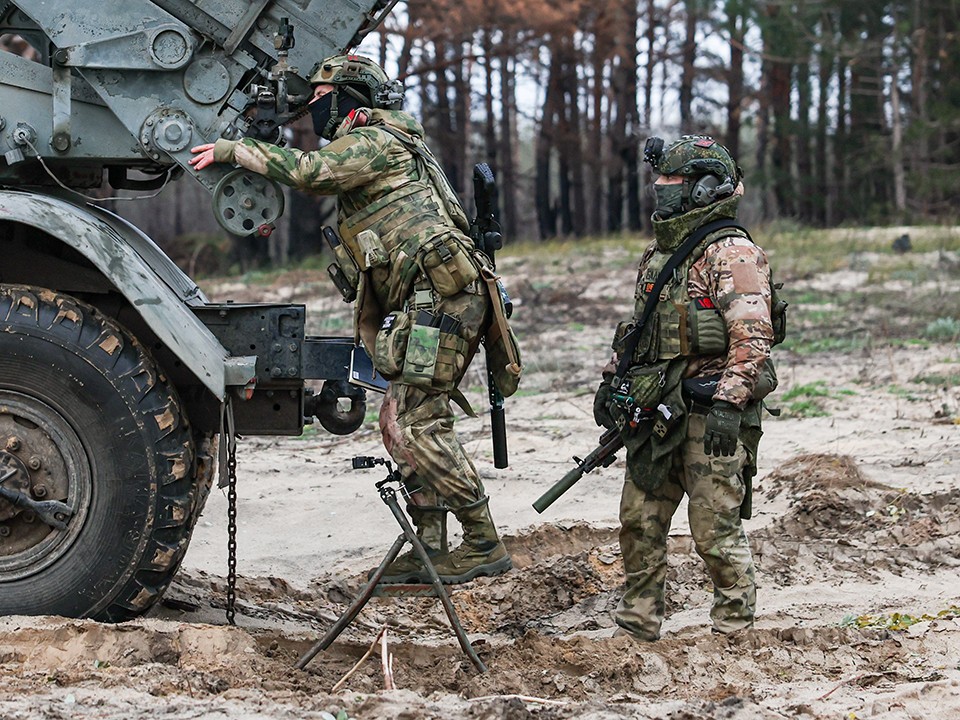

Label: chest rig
[334,124,476,315]
[629,226,748,364]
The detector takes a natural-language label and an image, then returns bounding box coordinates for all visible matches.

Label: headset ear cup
[691,174,736,206]
[691,175,720,206]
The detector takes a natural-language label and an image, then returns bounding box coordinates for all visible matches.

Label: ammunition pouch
[380,310,468,394]
[417,232,479,297]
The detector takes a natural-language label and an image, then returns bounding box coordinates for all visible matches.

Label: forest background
[13,0,959,272]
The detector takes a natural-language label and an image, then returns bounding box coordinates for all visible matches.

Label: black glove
[703,400,741,457]
[593,382,616,429]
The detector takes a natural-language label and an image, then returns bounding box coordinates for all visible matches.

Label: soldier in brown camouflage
[190,55,513,584]
[595,135,775,640]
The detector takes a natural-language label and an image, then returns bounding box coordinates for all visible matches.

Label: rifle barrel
[491,402,508,469]
[532,429,623,513]
[533,465,587,514]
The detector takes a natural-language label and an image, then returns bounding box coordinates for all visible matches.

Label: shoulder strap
[375,125,471,233]
[613,219,746,383]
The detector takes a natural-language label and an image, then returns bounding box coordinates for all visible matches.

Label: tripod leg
[296,534,406,670]
[384,493,488,673]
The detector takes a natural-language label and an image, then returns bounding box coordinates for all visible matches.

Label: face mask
[309,89,366,140]
[653,183,685,220]
[309,92,336,138]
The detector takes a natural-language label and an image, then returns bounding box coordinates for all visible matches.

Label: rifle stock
[533,427,623,513]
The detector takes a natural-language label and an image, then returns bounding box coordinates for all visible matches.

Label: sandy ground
[2,240,959,719]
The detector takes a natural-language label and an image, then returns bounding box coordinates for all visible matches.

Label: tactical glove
[593,382,617,430]
[703,400,741,457]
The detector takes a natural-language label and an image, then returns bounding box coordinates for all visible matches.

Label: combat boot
[373,504,448,584]
[432,496,512,583]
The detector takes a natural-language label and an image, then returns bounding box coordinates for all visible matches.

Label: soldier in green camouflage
[594,135,775,640]
[190,55,512,584]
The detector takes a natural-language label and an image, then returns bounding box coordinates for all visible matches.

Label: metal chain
[226,439,238,625]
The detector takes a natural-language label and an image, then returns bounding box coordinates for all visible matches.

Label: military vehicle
[0,0,394,620]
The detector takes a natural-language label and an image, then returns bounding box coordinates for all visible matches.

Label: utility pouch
[771,281,788,346]
[386,248,422,310]
[356,229,389,269]
[753,357,779,401]
[686,298,728,355]
[632,314,660,364]
[612,361,670,416]
[322,226,360,290]
[611,320,634,356]
[682,374,720,406]
[373,310,412,379]
[418,233,480,297]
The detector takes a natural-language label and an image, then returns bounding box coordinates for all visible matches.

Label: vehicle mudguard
[0,189,237,399]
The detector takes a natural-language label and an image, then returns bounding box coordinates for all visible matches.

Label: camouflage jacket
[632,195,774,408]
[213,110,471,330]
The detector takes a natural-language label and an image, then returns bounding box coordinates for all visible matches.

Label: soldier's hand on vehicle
[593,382,617,430]
[189,144,217,171]
[703,400,741,457]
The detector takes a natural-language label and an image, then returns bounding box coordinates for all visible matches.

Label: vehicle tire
[0,285,205,621]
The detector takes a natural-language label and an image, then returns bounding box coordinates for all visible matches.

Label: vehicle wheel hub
[0,391,91,579]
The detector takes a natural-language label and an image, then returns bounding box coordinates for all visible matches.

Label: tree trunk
[498,49,519,241]
[724,0,746,163]
[679,0,699,132]
[536,49,561,240]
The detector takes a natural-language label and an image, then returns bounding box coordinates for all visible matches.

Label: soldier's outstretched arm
[189,133,388,194]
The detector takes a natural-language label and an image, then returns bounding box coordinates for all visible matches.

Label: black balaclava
[309,87,365,140]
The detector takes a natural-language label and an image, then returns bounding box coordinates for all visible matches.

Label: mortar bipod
[295,457,487,673]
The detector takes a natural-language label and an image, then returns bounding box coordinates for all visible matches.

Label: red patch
[694,138,716,148]
[694,297,716,310]
[644,283,656,294]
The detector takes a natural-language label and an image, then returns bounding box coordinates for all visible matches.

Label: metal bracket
[51,64,71,153]
[52,23,196,71]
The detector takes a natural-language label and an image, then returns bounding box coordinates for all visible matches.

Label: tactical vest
[629,227,748,364]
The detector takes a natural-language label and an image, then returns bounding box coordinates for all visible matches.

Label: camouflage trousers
[378,285,489,516]
[617,413,756,639]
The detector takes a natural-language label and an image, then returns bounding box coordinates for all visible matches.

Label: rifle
[533,427,623,513]
[471,163,509,469]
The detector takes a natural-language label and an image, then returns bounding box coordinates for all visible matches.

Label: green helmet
[307,54,403,109]
[644,135,743,211]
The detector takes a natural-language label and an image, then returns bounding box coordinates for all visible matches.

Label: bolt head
[32,484,46,497]
[0,526,10,538]
[28,457,41,471]
[5,437,21,452]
